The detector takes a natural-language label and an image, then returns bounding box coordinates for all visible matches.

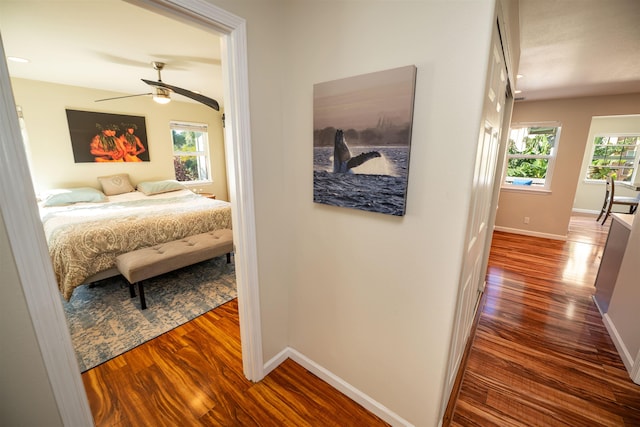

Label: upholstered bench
[115,229,233,309]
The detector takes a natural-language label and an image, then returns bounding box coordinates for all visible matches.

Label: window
[503,124,561,189]
[586,135,640,182]
[170,122,211,182]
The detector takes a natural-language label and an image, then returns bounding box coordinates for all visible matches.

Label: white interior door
[442,22,509,408]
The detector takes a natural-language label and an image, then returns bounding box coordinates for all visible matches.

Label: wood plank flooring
[81,299,389,426]
[82,213,639,426]
[449,214,640,426]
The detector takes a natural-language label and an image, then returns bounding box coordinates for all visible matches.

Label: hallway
[449,214,640,425]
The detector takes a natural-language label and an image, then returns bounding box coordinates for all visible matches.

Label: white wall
[208,0,292,367]
[281,1,494,425]
[607,215,640,372]
[10,78,229,200]
[211,1,496,424]
[0,212,63,426]
[606,216,640,373]
[1,0,498,425]
[573,115,640,213]
[498,0,521,81]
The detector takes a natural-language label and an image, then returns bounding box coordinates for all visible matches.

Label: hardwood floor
[82,213,638,426]
[449,214,640,426]
[82,299,389,426]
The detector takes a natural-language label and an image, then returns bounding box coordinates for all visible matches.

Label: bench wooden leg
[226,252,231,263]
[128,281,147,309]
[138,282,147,310]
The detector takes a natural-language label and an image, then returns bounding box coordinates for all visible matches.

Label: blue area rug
[62,256,236,372]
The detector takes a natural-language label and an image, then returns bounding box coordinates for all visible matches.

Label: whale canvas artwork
[313,65,417,216]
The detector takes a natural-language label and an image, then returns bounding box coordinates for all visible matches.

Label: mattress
[39,189,232,300]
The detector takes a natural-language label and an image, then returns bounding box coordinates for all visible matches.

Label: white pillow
[42,187,107,207]
[136,180,187,195]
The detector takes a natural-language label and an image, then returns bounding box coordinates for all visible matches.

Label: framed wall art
[313,65,417,216]
[65,109,150,163]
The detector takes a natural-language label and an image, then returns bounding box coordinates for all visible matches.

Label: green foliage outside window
[172,129,208,182]
[507,158,549,178]
[506,127,557,180]
[173,156,198,181]
[586,136,639,182]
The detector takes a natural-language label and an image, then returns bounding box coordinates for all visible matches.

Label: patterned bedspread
[39,190,232,300]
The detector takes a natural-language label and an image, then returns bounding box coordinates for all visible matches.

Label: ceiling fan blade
[142,79,219,110]
[95,93,152,102]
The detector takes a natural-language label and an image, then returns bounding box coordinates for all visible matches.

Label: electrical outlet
[524,216,530,224]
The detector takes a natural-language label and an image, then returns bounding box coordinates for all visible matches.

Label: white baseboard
[602,313,634,374]
[573,207,636,216]
[632,352,640,385]
[264,347,414,427]
[572,208,599,215]
[493,226,566,241]
[263,348,289,376]
[592,295,605,316]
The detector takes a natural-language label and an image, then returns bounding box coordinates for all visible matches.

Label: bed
[39,187,232,300]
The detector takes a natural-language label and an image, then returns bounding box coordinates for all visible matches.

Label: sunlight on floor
[562,241,598,286]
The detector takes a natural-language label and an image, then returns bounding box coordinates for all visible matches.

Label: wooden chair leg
[596,200,607,222]
[129,282,136,298]
[601,207,612,225]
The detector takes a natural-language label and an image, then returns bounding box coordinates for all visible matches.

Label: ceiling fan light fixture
[153,87,171,104]
[96,62,219,110]
[153,94,171,104]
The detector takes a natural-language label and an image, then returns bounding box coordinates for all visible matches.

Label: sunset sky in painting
[313,65,416,132]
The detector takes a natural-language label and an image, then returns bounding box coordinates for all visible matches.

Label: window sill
[583,179,640,191]
[500,185,551,194]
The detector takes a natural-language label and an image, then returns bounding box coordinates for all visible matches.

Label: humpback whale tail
[333,129,381,173]
[347,151,381,170]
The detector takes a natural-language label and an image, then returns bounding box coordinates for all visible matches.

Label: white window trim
[170,121,212,184]
[585,132,640,183]
[501,121,562,192]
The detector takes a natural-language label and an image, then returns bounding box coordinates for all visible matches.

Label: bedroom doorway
[0,0,262,424]
[115,0,265,381]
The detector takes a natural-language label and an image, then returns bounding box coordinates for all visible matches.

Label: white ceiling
[516,0,640,101]
[1,0,639,106]
[0,0,223,107]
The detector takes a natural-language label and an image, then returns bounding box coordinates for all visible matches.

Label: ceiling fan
[95,61,219,110]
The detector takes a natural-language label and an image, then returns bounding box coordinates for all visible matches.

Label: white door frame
[0,0,262,424]
[438,16,511,421]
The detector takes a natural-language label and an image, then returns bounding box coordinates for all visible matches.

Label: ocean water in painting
[313,146,410,216]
